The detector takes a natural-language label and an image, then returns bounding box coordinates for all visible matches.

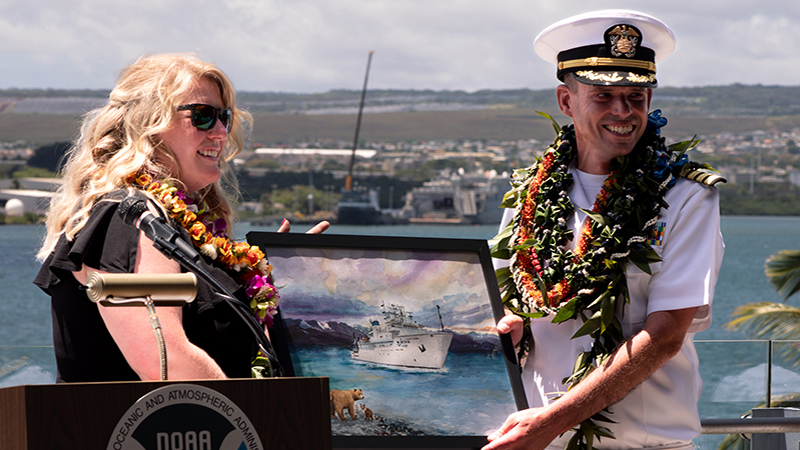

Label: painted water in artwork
[266,245,521,437]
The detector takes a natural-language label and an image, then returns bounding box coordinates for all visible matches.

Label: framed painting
[247,232,528,449]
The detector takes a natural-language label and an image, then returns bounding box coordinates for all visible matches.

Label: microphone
[85,272,198,306]
[118,197,202,264]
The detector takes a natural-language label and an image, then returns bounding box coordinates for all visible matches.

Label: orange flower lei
[512,163,620,312]
[492,113,672,322]
[126,173,280,326]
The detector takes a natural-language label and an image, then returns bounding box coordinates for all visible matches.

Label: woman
[35,54,325,382]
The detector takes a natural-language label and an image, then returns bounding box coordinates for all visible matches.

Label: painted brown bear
[330,388,364,420]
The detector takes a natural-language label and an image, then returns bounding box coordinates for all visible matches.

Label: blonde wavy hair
[38,53,252,260]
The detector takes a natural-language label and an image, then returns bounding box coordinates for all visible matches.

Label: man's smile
[604,125,634,135]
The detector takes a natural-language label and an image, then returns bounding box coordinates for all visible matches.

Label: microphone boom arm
[165,236,283,377]
[118,196,283,377]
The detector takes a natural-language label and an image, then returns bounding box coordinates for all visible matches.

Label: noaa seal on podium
[107,384,263,450]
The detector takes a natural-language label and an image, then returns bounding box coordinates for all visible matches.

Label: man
[486,10,724,450]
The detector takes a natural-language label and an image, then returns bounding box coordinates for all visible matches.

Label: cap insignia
[606,24,640,58]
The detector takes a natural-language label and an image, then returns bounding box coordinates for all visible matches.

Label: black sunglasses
[177,103,232,132]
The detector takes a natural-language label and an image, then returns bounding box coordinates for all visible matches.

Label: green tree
[27,141,71,173]
[12,165,58,179]
[321,158,346,171]
[266,185,338,216]
[246,158,282,170]
[787,139,799,155]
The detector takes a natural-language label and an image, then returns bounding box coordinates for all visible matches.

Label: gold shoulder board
[679,167,727,186]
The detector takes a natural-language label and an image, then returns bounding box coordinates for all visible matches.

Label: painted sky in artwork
[269,247,498,333]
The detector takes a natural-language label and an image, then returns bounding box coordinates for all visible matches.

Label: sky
[0,1,798,93]
[268,247,497,332]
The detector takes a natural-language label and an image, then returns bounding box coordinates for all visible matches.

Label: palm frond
[727,302,800,339]
[727,302,800,370]
[765,250,800,301]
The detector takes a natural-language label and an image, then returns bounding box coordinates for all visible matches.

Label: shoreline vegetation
[3,84,800,221]
[5,191,800,227]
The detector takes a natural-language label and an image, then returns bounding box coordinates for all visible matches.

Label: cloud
[0,1,798,91]
[267,246,491,326]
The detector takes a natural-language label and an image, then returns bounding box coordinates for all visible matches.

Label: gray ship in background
[336,187,382,225]
[401,169,509,225]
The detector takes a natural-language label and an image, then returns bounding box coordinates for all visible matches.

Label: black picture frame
[247,232,528,449]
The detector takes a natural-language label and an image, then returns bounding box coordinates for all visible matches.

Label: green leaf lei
[490,110,714,450]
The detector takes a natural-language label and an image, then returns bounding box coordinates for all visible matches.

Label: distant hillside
[656,84,800,115]
[4,84,798,114]
[246,109,798,145]
[1,84,799,144]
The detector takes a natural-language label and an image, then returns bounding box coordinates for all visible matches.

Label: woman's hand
[277,218,330,234]
[496,314,524,347]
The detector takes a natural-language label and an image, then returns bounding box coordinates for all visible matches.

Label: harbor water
[4,216,800,448]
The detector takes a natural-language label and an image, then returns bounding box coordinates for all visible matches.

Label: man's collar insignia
[605,24,641,58]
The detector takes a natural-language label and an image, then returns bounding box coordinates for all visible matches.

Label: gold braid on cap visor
[575,70,656,84]
[558,57,656,73]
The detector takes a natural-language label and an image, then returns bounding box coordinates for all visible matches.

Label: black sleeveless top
[33,190,257,382]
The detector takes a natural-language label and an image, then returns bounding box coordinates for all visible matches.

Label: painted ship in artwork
[350,303,453,369]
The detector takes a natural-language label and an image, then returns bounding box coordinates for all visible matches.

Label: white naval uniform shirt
[496,166,724,449]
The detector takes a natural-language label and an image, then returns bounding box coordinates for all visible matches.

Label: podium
[0,378,331,450]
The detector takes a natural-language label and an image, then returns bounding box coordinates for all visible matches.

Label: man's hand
[277,218,330,234]
[483,408,559,450]
[487,307,700,450]
[496,314,524,347]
